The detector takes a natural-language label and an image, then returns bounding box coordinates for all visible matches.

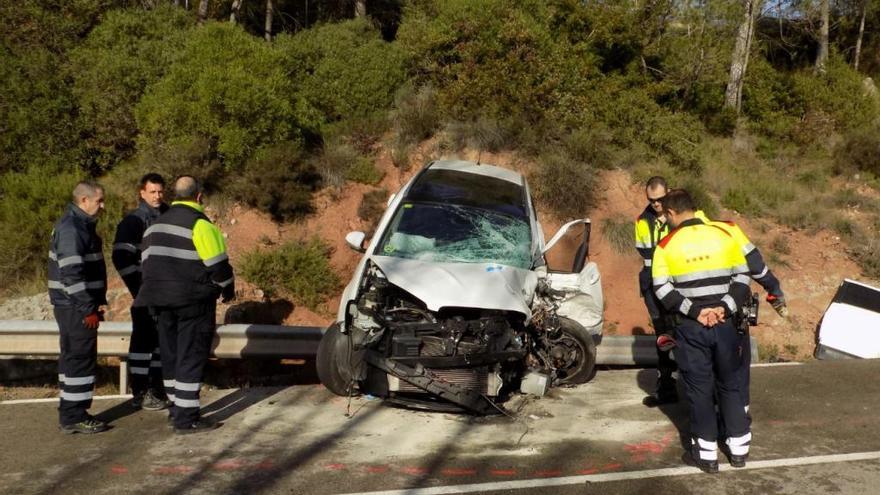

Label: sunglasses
[647,196,666,204]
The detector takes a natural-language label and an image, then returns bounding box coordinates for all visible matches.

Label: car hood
[370,256,537,318]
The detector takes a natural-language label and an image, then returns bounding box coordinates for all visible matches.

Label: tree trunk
[230,0,243,23]
[724,0,760,113]
[355,0,366,18]
[197,0,209,23]
[265,0,274,42]
[855,0,867,71]
[816,0,829,73]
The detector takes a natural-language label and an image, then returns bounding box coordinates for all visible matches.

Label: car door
[541,219,604,336]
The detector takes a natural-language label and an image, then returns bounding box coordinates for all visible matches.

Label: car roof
[427,160,524,185]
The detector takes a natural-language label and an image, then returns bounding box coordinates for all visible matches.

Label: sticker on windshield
[486,264,504,272]
[383,244,395,254]
[403,203,413,209]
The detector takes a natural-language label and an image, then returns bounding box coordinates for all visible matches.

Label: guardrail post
[119,359,128,394]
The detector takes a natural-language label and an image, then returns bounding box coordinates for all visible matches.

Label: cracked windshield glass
[377,170,532,269]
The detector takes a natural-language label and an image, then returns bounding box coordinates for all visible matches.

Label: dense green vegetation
[2,0,880,296]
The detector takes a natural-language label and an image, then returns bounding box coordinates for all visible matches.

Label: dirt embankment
[1,144,869,362]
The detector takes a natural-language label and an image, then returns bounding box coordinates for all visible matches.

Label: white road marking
[0,394,131,405]
[751,362,803,368]
[341,451,880,495]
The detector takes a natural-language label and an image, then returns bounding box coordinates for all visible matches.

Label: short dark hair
[660,188,695,213]
[174,175,201,201]
[139,173,165,189]
[645,176,667,190]
[72,181,103,202]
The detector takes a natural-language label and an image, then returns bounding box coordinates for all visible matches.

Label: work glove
[221,283,236,304]
[766,294,789,318]
[656,333,677,352]
[83,310,103,330]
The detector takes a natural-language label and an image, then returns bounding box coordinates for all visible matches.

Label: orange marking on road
[326,463,346,470]
[577,468,598,475]
[366,465,389,473]
[401,467,428,475]
[110,465,128,474]
[442,468,477,476]
[602,463,623,471]
[490,469,517,476]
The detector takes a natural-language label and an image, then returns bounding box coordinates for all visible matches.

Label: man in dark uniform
[135,176,235,434]
[652,189,752,473]
[634,176,676,406]
[112,173,169,410]
[48,181,109,434]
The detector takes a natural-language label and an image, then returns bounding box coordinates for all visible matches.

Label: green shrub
[600,215,633,255]
[276,18,407,133]
[389,137,412,170]
[345,158,384,185]
[531,153,599,219]
[227,142,321,221]
[562,126,616,169]
[770,235,791,256]
[722,187,761,217]
[318,142,379,188]
[444,117,514,153]
[240,239,340,310]
[69,6,193,173]
[135,22,298,171]
[835,123,880,177]
[393,84,442,146]
[0,167,125,295]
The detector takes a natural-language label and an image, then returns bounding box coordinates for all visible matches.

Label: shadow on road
[636,368,690,452]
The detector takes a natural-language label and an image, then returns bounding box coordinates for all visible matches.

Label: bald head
[72,181,105,217]
[174,176,202,202]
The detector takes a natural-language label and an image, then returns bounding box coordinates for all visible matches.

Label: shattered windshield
[376,168,533,269]
[377,203,533,269]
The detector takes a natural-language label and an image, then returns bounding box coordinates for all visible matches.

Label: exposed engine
[339,263,595,415]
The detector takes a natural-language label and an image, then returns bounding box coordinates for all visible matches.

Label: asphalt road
[2,359,880,494]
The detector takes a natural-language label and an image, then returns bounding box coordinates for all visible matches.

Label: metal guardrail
[0,320,757,390]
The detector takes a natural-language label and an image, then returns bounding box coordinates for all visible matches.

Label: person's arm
[112,215,143,296]
[55,225,99,315]
[635,219,653,293]
[192,219,235,301]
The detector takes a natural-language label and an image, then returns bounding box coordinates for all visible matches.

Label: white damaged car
[317,159,603,414]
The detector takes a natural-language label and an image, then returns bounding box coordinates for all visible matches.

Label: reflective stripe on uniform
[163,379,175,388]
[672,268,735,283]
[57,255,83,268]
[722,295,737,313]
[145,224,193,239]
[129,352,152,360]
[113,243,138,253]
[695,438,718,461]
[175,381,200,392]
[635,241,651,249]
[63,375,95,386]
[726,432,751,456]
[174,397,200,408]
[733,274,751,285]
[655,283,674,299]
[142,246,200,261]
[130,367,149,375]
[203,253,229,267]
[676,284,731,298]
[61,391,93,402]
[117,265,139,276]
[643,259,652,267]
[754,266,769,279]
[83,253,103,261]
[217,277,234,288]
[679,298,692,315]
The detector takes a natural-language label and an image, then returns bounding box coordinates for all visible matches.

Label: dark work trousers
[642,290,677,392]
[128,305,164,396]
[54,306,97,426]
[720,325,752,438]
[153,302,216,428]
[675,318,750,444]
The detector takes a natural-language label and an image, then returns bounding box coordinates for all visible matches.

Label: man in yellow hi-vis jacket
[634,176,676,406]
[135,176,235,435]
[652,189,752,473]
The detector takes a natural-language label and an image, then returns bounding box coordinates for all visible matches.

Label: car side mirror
[345,231,367,253]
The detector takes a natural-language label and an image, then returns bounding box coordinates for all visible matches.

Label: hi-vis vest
[651,218,751,320]
[635,205,669,292]
[134,201,233,308]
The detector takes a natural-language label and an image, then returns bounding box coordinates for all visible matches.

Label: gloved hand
[656,333,677,352]
[766,294,789,318]
[83,311,102,330]
[221,283,235,304]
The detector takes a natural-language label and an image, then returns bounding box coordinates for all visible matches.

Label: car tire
[316,323,356,396]
[554,317,597,385]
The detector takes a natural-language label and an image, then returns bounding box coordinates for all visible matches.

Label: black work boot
[174,418,220,435]
[685,448,719,474]
[729,453,748,468]
[643,378,678,407]
[60,415,108,435]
